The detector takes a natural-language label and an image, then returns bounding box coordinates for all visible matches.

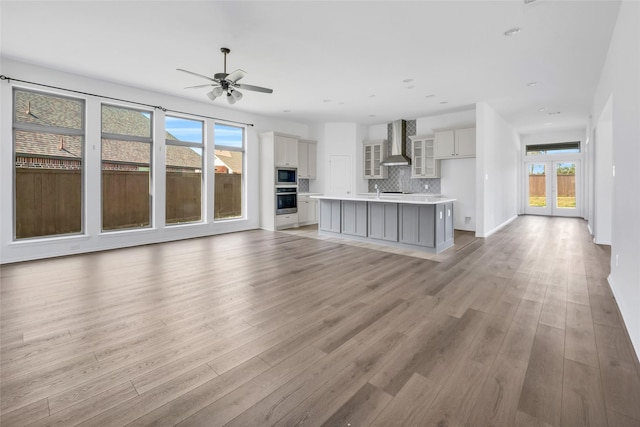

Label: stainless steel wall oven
[275,187,297,214]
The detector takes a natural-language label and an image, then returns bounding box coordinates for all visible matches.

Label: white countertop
[311,193,455,205]
[298,192,323,196]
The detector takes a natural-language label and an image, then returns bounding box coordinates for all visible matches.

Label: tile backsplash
[366,119,442,194]
[298,179,310,193]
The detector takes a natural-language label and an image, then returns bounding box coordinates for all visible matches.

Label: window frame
[525,141,581,156]
[213,122,246,221]
[12,87,86,241]
[100,102,154,232]
[164,114,205,226]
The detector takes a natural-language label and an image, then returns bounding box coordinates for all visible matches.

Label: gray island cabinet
[313,194,455,253]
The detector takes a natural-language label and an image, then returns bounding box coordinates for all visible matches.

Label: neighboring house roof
[215,150,243,174]
[15,130,83,160]
[15,91,242,172]
[14,92,203,169]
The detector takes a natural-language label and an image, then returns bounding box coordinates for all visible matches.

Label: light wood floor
[1,216,639,426]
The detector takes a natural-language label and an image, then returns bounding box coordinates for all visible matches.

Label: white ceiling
[0,1,621,133]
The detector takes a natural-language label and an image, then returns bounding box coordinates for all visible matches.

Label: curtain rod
[0,75,254,127]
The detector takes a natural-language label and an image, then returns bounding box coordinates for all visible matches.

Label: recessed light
[323,99,331,103]
[504,27,521,36]
[368,114,376,117]
[548,111,561,115]
[538,108,546,112]
[425,94,436,98]
[283,110,291,113]
[402,78,413,83]
[527,81,538,87]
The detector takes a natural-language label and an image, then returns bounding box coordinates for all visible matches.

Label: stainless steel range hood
[381,119,411,166]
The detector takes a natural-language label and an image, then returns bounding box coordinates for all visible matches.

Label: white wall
[593,97,613,245]
[0,59,310,263]
[475,102,520,237]
[440,158,476,231]
[590,1,640,356]
[315,122,367,195]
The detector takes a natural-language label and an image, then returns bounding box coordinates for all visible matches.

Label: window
[165,116,203,225]
[214,123,244,220]
[13,89,84,239]
[526,142,580,156]
[101,104,153,231]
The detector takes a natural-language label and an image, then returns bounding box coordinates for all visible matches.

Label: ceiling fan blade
[225,69,247,84]
[176,68,217,82]
[184,84,217,89]
[236,83,273,94]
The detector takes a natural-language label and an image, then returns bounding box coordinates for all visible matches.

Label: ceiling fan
[177,47,273,104]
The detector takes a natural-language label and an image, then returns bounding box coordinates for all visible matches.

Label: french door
[525,160,580,217]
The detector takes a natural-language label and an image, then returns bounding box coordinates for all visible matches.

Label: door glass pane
[528,163,546,207]
[556,162,576,208]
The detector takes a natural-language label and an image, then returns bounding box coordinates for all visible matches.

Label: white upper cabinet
[434,128,476,159]
[275,135,298,167]
[298,139,317,179]
[454,128,476,157]
[410,136,440,178]
[363,140,388,179]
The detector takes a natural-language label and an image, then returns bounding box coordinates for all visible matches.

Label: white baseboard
[479,215,518,238]
[607,275,640,365]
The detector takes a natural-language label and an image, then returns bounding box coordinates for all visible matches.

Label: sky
[165,116,243,148]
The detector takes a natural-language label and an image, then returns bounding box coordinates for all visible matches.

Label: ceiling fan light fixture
[212,86,224,97]
[207,91,218,101]
[227,92,237,104]
[231,90,243,101]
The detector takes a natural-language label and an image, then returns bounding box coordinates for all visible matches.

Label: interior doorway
[525,160,581,217]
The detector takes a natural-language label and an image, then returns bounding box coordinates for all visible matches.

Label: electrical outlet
[465,216,471,223]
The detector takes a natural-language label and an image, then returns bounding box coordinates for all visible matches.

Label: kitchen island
[311,194,456,253]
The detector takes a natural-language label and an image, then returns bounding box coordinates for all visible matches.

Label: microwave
[275,167,297,185]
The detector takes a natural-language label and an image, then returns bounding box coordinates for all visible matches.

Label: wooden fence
[15,169,242,238]
[529,174,575,197]
[15,168,82,238]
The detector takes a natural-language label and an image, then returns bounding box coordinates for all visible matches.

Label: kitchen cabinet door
[298,142,309,178]
[455,128,476,157]
[411,136,440,178]
[275,213,298,229]
[368,202,398,242]
[275,135,298,167]
[307,142,317,179]
[298,196,318,225]
[298,196,310,224]
[399,204,435,247]
[434,128,476,159]
[434,131,455,159]
[319,199,341,233]
[342,200,367,237]
[363,140,388,179]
